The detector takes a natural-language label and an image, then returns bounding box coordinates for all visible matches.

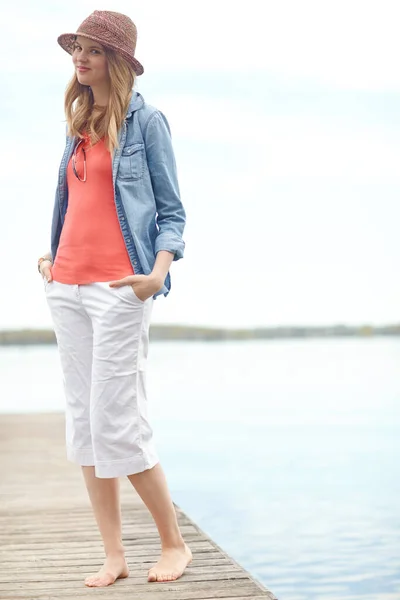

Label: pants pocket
[129,285,145,304]
[114,283,145,305]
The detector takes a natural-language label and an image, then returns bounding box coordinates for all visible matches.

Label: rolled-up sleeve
[144,110,186,260]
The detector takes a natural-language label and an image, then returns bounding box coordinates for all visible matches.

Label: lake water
[1,338,399,600]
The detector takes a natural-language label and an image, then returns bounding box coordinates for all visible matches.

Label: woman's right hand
[39,259,53,282]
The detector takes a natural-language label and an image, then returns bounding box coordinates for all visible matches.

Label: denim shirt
[50,92,186,298]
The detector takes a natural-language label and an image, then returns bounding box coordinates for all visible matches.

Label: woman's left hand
[109,274,164,302]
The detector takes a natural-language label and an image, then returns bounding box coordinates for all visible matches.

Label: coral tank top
[52,134,134,284]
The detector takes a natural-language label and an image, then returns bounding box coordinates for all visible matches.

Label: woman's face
[72,35,108,87]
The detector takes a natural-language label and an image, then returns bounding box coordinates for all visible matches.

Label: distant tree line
[0,323,399,345]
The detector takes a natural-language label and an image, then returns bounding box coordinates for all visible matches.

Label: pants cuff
[94,451,159,479]
[67,444,95,466]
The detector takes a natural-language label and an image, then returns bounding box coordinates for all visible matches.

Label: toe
[148,571,157,582]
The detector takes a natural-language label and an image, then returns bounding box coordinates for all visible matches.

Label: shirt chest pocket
[118,143,145,181]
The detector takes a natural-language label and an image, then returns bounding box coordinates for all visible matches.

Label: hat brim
[57,32,144,76]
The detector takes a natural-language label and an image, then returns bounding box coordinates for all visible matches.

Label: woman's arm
[144,111,186,261]
[151,250,174,285]
[109,249,174,300]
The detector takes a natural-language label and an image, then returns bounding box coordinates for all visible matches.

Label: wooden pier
[0,414,277,600]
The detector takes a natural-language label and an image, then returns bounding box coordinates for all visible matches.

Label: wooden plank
[0,570,246,585]
[0,547,221,563]
[0,580,261,593]
[0,414,277,600]
[0,592,271,600]
[0,564,241,578]
[0,536,211,552]
[0,556,228,570]
[1,596,272,600]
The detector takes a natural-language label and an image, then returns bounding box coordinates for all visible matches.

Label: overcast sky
[1,0,399,329]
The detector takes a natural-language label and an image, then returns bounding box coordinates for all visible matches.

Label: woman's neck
[90,83,110,108]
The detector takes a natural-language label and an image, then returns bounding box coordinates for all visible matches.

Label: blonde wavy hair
[64,47,136,152]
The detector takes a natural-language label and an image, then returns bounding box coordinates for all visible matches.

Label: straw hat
[57,10,144,76]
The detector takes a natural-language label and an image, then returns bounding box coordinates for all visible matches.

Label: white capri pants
[45,280,159,478]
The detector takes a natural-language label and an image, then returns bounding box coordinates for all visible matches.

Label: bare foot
[148,542,192,582]
[84,553,129,587]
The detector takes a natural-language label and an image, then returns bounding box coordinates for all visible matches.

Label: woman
[38,10,191,588]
